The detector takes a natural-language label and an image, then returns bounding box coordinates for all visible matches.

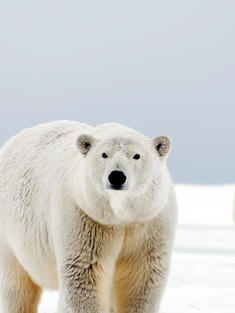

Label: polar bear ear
[76,134,96,155]
[152,136,171,158]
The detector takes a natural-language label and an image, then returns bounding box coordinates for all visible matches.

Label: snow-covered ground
[37,185,235,312]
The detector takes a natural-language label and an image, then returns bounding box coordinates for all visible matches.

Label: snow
[27,185,235,312]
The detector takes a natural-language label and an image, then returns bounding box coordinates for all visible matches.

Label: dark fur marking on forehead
[110,137,134,152]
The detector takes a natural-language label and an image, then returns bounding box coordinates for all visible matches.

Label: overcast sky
[0,0,234,184]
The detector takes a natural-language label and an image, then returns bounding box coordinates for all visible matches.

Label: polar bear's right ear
[76,134,96,155]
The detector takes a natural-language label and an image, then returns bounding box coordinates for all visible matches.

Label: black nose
[108,171,126,188]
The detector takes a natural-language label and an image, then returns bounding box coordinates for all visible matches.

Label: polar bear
[0,120,177,313]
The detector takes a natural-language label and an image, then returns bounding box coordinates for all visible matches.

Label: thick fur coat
[0,121,177,313]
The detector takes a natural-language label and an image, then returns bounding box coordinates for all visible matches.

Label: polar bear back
[0,120,93,229]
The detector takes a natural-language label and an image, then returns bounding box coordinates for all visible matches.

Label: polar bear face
[76,134,171,224]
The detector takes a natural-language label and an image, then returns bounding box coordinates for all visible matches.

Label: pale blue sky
[0,0,234,183]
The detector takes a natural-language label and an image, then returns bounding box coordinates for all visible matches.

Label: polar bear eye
[102,152,108,158]
[133,154,140,160]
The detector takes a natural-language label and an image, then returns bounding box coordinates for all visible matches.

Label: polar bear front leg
[114,246,171,313]
[57,259,106,313]
[0,239,41,313]
[54,207,124,313]
[114,219,174,313]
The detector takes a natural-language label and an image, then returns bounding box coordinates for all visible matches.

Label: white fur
[0,121,177,313]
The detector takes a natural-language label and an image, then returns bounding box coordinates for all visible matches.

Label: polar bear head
[75,125,171,225]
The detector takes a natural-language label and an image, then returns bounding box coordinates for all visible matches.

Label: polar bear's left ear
[76,134,96,155]
[152,136,171,158]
